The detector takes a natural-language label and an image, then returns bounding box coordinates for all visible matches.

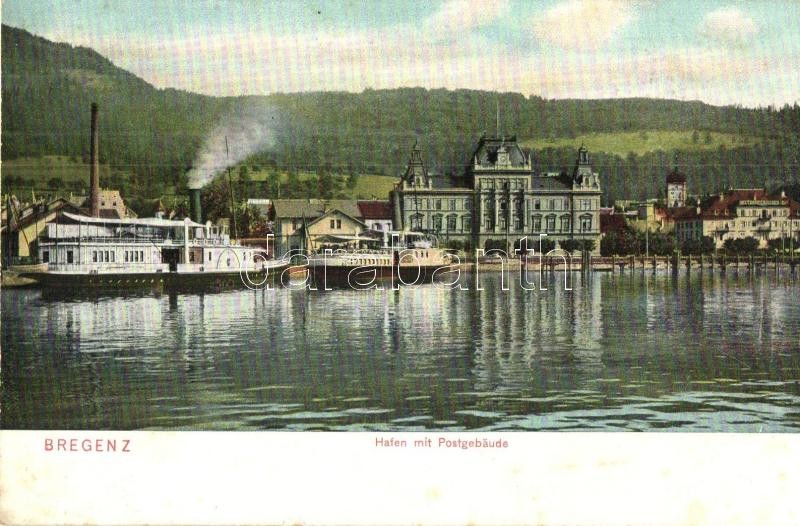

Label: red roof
[357,200,392,220]
[673,189,800,221]
[666,206,698,220]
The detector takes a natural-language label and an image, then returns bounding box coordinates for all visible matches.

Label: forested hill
[3,23,799,204]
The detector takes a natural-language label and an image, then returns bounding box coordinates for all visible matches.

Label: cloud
[35,1,799,107]
[699,7,758,46]
[531,0,639,50]
[422,0,510,37]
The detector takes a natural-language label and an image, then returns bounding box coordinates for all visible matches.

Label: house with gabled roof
[271,199,367,256]
[2,197,82,266]
[673,188,800,249]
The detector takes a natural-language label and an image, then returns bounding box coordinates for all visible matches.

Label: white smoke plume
[187,101,279,189]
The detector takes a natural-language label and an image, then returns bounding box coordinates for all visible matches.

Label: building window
[580,215,592,232]
[450,199,456,210]
[564,197,570,210]
[411,214,423,231]
[140,250,144,262]
[435,199,442,210]
[447,215,457,231]
[67,250,74,264]
[42,251,49,263]
[561,216,571,232]
[546,215,556,232]
[533,215,542,231]
[462,216,472,231]
[534,199,541,210]
[433,215,443,231]
[190,252,195,263]
[93,251,98,263]
[330,219,335,229]
[484,217,493,230]
[581,199,591,211]
[337,219,342,229]
[104,250,109,262]
[499,217,507,230]
[464,199,471,210]
[551,199,558,210]
[514,216,522,230]
[111,252,115,262]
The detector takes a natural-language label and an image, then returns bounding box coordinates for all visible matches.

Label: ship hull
[20,265,287,297]
[309,264,455,288]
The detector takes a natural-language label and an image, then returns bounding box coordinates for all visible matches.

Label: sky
[2,0,799,107]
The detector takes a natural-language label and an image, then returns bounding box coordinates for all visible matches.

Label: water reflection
[2,271,799,431]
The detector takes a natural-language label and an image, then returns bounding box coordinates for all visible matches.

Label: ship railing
[41,235,172,244]
[46,263,171,273]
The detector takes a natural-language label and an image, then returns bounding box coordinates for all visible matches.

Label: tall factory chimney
[189,188,202,224]
[90,103,101,217]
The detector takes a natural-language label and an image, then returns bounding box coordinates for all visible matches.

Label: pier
[460,253,798,275]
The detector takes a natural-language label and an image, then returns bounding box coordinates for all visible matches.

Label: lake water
[3,270,800,431]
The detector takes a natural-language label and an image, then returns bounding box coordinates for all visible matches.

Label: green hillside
[522,130,759,157]
[1,155,132,193]
[2,23,799,208]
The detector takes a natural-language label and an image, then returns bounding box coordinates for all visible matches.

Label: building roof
[530,173,573,191]
[470,135,529,169]
[666,168,687,184]
[271,199,361,220]
[306,208,368,229]
[357,200,392,220]
[673,189,800,221]
[2,198,81,232]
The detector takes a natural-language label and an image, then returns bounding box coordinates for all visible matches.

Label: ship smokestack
[90,103,101,217]
[189,188,202,223]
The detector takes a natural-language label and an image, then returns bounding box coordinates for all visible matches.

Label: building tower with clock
[666,159,687,208]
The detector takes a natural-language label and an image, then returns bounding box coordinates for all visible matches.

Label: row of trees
[602,228,795,257]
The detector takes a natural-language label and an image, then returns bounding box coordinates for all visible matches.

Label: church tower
[666,157,687,208]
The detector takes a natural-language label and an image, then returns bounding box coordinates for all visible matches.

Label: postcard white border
[2,431,799,525]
